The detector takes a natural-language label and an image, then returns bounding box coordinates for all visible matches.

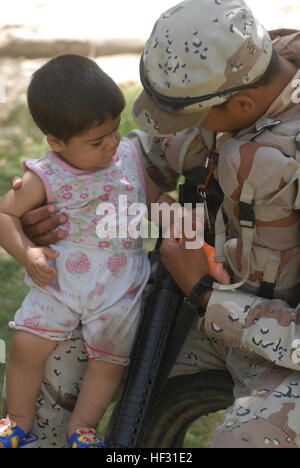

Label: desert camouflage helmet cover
[133,0,273,136]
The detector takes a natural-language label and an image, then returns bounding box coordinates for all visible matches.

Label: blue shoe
[0,418,38,448]
[68,428,107,448]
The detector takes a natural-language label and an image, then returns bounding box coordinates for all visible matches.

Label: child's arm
[0,170,59,287]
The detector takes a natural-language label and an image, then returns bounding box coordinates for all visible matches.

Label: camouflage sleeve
[125,128,208,191]
[205,290,300,371]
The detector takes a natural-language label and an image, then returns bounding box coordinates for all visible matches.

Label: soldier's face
[202,93,260,132]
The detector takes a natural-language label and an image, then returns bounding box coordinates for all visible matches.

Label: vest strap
[213,180,256,292]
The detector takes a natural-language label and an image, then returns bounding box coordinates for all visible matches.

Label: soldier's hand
[160,236,210,297]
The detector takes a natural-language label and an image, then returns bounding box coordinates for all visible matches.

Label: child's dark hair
[27,54,125,142]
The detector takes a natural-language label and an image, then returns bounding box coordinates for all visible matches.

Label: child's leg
[68,359,124,437]
[5,330,57,434]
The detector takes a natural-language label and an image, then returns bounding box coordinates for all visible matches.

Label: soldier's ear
[226,94,256,115]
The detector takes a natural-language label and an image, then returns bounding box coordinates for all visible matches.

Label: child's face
[48,115,121,171]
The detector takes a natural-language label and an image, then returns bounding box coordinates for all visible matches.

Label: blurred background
[0,0,299,114]
[0,0,299,448]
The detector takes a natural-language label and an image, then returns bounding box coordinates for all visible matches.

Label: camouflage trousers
[3,320,300,448]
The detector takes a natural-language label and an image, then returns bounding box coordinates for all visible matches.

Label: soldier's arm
[204,290,300,371]
[161,233,300,372]
[125,128,208,190]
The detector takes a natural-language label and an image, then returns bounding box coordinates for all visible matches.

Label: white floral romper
[11,138,150,365]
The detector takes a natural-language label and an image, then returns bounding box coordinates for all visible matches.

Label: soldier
[4,0,300,448]
[132,0,300,448]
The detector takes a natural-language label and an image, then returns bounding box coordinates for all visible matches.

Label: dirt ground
[0,0,299,120]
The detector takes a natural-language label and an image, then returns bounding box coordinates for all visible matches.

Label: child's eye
[91,140,103,147]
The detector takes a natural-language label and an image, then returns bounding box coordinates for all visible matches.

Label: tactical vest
[214,114,300,307]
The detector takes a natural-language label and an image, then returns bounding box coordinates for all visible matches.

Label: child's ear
[47,134,65,152]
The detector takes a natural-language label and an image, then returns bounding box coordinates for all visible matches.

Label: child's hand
[24,246,59,287]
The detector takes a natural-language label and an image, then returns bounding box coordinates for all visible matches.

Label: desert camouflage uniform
[3,30,300,449]
[165,29,300,448]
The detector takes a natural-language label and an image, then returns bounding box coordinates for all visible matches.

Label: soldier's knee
[211,417,297,448]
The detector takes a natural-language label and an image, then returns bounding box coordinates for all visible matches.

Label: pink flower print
[24,316,41,328]
[95,283,105,296]
[100,313,110,321]
[65,252,91,274]
[123,241,132,249]
[122,176,134,192]
[62,184,73,191]
[80,193,89,199]
[59,320,73,329]
[81,224,97,239]
[99,193,109,202]
[103,184,113,192]
[45,169,54,176]
[98,241,110,248]
[62,192,73,200]
[107,253,127,277]
[91,336,116,356]
[88,283,104,301]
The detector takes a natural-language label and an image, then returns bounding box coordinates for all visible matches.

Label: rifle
[105,168,223,448]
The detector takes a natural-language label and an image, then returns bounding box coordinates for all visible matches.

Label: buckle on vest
[238,200,255,228]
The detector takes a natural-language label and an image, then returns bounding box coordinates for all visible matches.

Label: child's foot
[68,427,107,448]
[0,418,37,448]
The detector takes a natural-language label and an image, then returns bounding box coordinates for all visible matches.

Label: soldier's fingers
[23,214,67,239]
[11,176,23,189]
[30,230,67,247]
[20,205,58,227]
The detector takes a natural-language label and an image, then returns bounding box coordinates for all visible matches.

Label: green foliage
[183,411,225,448]
[119,83,141,137]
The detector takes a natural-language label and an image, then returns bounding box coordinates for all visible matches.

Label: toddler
[0,54,176,448]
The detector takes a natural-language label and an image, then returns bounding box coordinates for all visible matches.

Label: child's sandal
[68,428,107,448]
[0,418,38,448]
